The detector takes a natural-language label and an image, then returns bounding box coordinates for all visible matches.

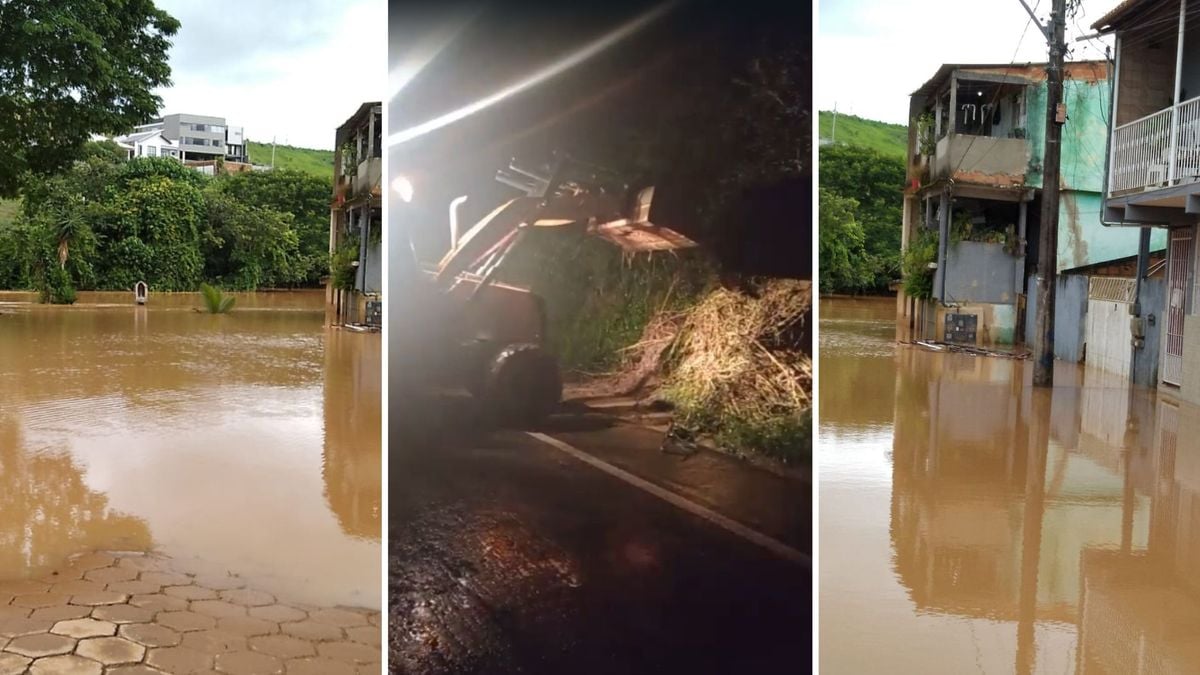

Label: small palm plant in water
[199,283,236,314]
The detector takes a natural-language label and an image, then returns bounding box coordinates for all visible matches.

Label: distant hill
[245,141,334,178]
[818,111,908,159]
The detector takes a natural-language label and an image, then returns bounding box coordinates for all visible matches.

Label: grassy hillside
[818,111,908,159]
[245,141,334,178]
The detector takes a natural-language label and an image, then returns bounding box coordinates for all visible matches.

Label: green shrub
[199,282,236,313]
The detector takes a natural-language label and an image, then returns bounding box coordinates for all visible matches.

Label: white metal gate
[1164,228,1195,385]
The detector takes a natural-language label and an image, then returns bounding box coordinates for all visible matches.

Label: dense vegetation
[0,148,332,302]
[245,141,335,178]
[818,142,906,294]
[818,111,907,159]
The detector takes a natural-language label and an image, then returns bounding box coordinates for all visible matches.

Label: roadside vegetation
[498,34,811,465]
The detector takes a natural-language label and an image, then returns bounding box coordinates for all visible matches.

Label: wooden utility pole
[1030,0,1067,387]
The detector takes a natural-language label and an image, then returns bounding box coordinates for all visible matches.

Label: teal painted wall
[1023,76,1110,192]
[1057,191,1168,271]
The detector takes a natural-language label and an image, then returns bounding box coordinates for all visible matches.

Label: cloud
[152,0,385,149]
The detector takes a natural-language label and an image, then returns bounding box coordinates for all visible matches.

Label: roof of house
[1092,0,1159,32]
[116,129,178,146]
[335,102,382,145]
[911,61,1108,99]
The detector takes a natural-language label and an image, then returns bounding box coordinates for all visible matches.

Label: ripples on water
[0,296,381,608]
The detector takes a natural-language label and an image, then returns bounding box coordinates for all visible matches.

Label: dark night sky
[388,0,810,276]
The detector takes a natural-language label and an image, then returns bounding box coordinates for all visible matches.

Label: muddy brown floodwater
[821,296,1200,674]
[0,291,381,610]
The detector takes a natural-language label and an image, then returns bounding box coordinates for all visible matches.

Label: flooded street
[0,292,381,610]
[820,297,1200,674]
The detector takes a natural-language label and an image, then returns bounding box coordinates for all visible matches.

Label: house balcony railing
[1110,95,1200,195]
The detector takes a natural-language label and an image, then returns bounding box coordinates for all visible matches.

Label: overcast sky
[152,0,385,149]
[818,0,1118,125]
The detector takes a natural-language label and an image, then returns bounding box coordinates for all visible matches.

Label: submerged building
[328,102,383,327]
[898,61,1163,357]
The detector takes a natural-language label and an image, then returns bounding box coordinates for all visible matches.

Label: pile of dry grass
[663,279,812,423]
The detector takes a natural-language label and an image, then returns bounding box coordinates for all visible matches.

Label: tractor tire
[479,343,562,427]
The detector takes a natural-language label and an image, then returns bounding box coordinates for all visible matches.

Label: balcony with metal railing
[1110,96,1200,196]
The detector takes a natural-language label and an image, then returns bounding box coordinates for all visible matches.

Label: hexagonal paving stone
[214,650,283,675]
[180,629,246,654]
[0,579,49,596]
[216,617,276,637]
[69,591,127,607]
[30,605,91,623]
[49,581,106,596]
[76,636,145,665]
[119,622,182,648]
[129,593,189,613]
[108,667,169,675]
[157,611,217,633]
[84,566,138,584]
[192,601,247,619]
[115,556,162,572]
[344,625,381,647]
[28,654,103,675]
[106,580,163,596]
[139,572,192,588]
[192,576,245,592]
[247,634,314,659]
[51,618,117,639]
[147,646,213,673]
[5,632,76,658]
[307,608,368,628]
[0,606,31,621]
[68,553,116,571]
[316,640,379,665]
[0,652,31,675]
[247,605,305,624]
[219,590,274,608]
[279,620,342,642]
[12,593,70,609]
[92,604,153,624]
[285,657,356,675]
[0,617,53,638]
[164,585,218,601]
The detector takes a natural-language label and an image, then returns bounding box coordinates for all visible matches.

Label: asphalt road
[390,401,811,674]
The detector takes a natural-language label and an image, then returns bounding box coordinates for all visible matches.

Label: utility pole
[1027,0,1067,387]
[832,102,838,143]
[271,136,277,169]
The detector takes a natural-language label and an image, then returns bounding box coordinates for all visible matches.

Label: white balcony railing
[1110,96,1200,194]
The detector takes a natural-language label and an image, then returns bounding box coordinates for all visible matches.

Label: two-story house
[899,61,1156,360]
[1094,0,1200,400]
[328,102,383,327]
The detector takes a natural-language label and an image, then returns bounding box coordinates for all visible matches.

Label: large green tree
[818,144,905,291]
[0,0,178,196]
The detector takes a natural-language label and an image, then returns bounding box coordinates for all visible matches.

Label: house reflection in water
[322,329,382,541]
[889,349,1200,673]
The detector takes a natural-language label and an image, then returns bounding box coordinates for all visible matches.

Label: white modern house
[112,129,181,161]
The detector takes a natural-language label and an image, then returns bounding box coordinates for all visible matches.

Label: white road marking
[526,432,811,568]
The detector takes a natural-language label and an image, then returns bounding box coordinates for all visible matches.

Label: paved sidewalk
[0,552,381,675]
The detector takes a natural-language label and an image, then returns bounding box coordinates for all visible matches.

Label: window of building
[147,146,157,157]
